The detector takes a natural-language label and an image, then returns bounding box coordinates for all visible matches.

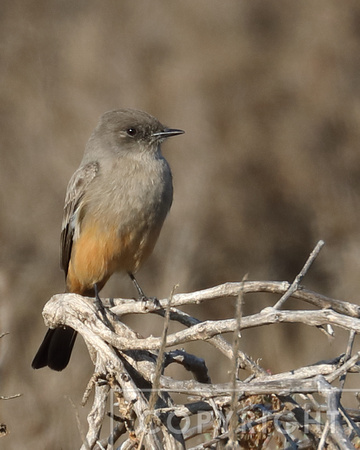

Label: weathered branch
[102,282,360,318]
[40,249,360,448]
[43,295,360,351]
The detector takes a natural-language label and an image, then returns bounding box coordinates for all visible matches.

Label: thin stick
[228,277,245,445]
[140,285,177,450]
[339,330,356,393]
[273,240,325,310]
[0,393,22,400]
[68,395,90,450]
[339,405,360,440]
[325,352,360,383]
[318,420,330,450]
[148,285,176,412]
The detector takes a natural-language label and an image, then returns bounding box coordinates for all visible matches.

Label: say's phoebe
[32,108,184,371]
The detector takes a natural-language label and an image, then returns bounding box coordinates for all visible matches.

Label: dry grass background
[2,1,360,448]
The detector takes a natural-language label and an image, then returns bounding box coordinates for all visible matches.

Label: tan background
[2,1,360,448]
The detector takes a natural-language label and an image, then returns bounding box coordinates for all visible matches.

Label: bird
[32,108,184,371]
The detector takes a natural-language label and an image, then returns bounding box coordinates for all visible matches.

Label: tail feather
[32,326,77,371]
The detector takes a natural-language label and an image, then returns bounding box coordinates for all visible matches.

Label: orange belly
[66,219,160,295]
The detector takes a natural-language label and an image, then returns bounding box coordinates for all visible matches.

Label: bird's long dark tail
[31,326,77,371]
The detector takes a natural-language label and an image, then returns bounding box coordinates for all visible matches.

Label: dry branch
[39,243,360,448]
[1,333,22,439]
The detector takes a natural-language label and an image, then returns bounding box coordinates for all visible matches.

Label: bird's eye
[126,128,137,137]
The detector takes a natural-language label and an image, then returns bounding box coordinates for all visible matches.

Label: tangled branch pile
[41,243,360,449]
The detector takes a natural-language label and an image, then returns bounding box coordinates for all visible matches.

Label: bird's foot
[93,284,108,322]
[128,272,161,309]
[139,295,162,311]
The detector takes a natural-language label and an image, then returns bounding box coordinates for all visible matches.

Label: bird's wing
[60,161,99,276]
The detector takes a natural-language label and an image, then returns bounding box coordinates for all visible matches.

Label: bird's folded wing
[60,161,99,275]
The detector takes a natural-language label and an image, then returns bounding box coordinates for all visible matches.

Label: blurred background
[2,0,360,447]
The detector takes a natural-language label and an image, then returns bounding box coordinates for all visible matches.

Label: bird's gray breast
[82,154,173,231]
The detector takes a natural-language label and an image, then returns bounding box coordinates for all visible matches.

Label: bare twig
[273,240,325,310]
[317,376,355,449]
[228,278,245,446]
[68,395,90,450]
[148,285,176,414]
[318,420,330,450]
[339,330,356,392]
[140,286,180,448]
[0,393,22,400]
[325,352,360,383]
[339,405,360,442]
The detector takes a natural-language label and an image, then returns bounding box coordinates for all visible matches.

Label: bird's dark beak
[152,128,184,139]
